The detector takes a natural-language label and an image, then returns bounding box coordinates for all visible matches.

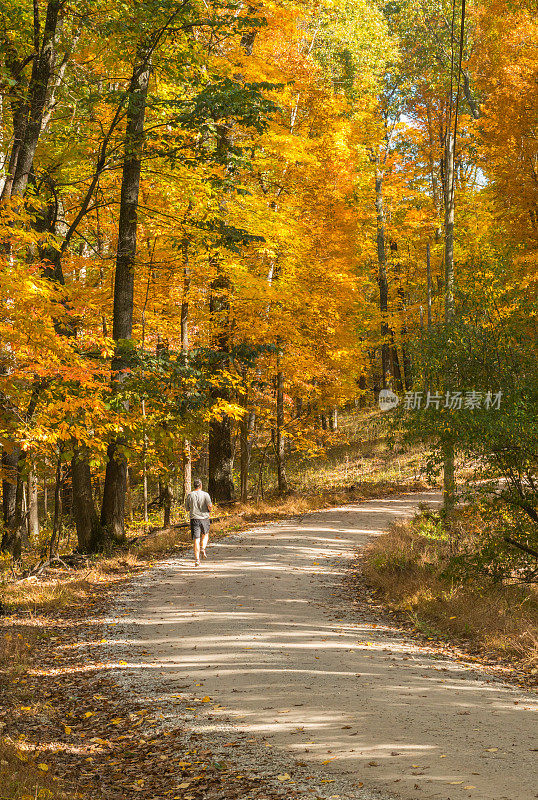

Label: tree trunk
[391,338,403,391]
[183,442,192,498]
[208,414,234,502]
[101,46,151,540]
[426,242,432,328]
[240,411,255,503]
[275,358,288,495]
[0,4,62,554]
[72,445,102,552]
[443,439,456,518]
[208,268,235,503]
[9,0,63,200]
[1,462,25,560]
[126,467,133,522]
[329,408,338,431]
[396,282,412,390]
[27,470,39,539]
[2,447,18,525]
[426,105,443,240]
[375,166,390,389]
[50,455,63,559]
[60,464,72,522]
[0,98,28,202]
[141,399,149,524]
[163,483,173,528]
[444,133,456,324]
[443,119,456,514]
[205,7,260,502]
[401,344,413,390]
[180,244,192,498]
[1,383,42,557]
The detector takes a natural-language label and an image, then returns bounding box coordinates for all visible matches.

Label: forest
[1,0,535,565]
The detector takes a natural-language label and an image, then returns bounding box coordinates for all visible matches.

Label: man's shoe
[195,560,200,566]
[201,550,207,559]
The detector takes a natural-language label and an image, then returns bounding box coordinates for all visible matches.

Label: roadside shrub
[364,507,538,670]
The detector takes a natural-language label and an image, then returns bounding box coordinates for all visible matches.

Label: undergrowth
[364,509,538,672]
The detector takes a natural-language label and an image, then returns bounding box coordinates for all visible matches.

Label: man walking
[185,479,213,566]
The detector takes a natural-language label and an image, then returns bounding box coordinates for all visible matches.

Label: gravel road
[105,492,537,800]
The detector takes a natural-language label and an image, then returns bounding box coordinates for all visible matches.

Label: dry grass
[0,740,74,800]
[133,527,192,559]
[2,576,93,614]
[0,633,75,800]
[364,519,538,671]
[0,552,142,614]
[0,629,31,685]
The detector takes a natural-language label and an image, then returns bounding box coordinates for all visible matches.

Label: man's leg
[193,537,201,564]
[201,519,210,557]
[191,520,201,564]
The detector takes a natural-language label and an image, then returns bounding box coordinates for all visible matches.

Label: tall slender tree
[100,43,152,539]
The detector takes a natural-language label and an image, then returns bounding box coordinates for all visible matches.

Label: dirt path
[106,492,537,800]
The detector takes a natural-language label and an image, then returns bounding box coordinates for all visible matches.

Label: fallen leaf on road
[277,773,290,781]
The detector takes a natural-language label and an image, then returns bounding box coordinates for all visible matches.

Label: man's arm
[206,493,213,512]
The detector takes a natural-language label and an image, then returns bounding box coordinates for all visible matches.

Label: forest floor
[1,491,536,800]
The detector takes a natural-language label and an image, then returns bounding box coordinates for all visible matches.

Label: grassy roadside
[362,514,538,678]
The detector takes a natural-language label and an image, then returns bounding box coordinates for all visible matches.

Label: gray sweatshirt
[185,489,212,519]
